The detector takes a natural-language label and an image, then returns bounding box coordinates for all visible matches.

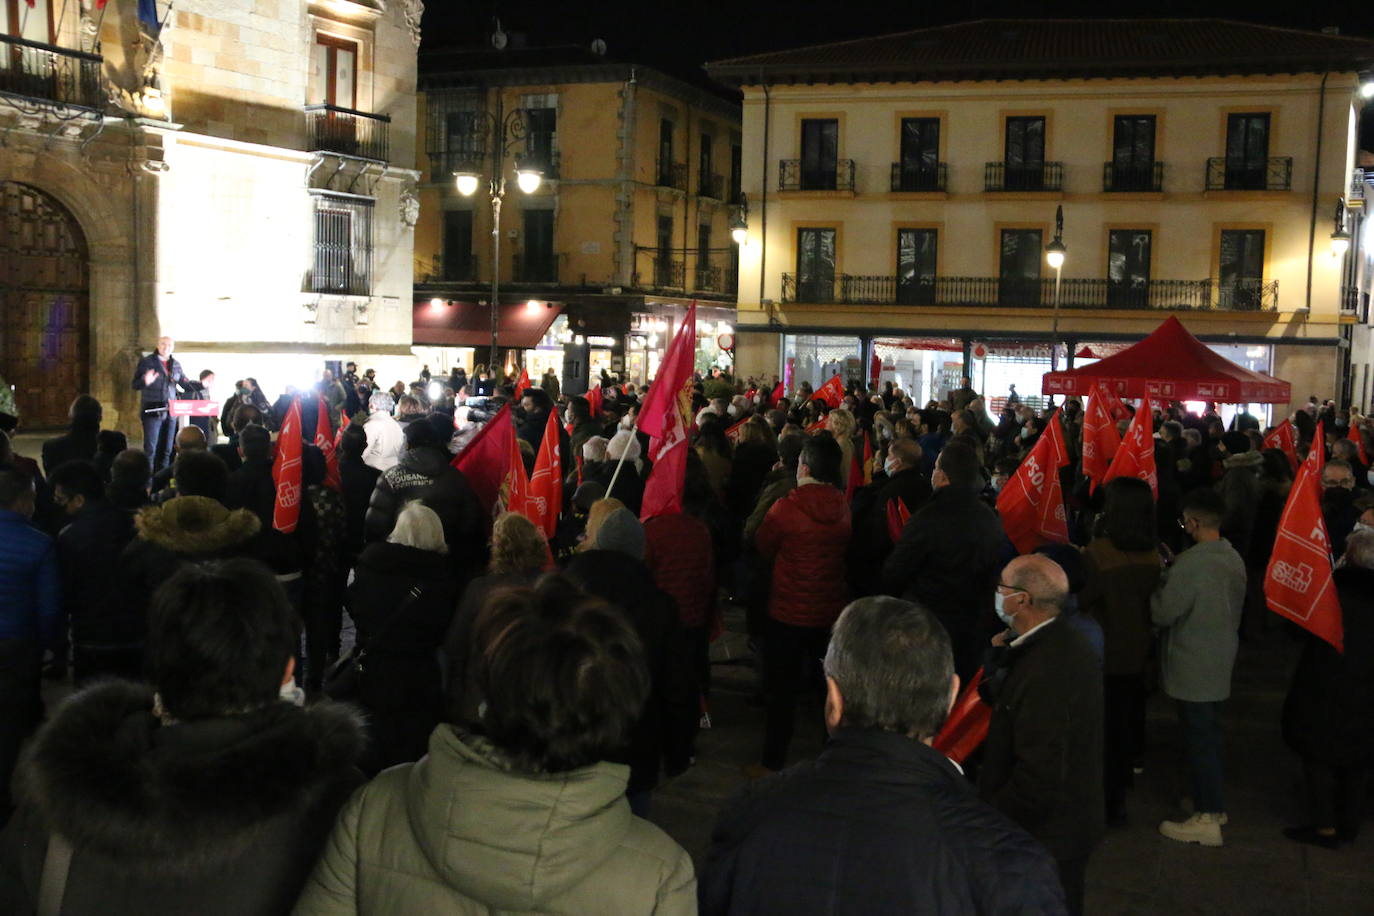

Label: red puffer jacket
[755,482,852,628]
[644,512,717,629]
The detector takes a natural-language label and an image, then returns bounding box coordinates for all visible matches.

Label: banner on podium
[169,400,219,417]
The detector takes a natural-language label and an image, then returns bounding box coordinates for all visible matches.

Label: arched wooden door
[0,181,90,428]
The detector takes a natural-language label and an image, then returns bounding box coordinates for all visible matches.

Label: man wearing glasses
[979,554,1103,916]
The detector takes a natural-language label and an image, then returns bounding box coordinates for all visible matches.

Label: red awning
[413,299,562,348]
[1042,316,1291,403]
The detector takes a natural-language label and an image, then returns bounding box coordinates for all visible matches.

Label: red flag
[504,418,529,517]
[1096,382,1131,422]
[1265,423,1343,651]
[768,381,784,408]
[314,396,341,492]
[862,435,874,485]
[1348,423,1368,466]
[1082,383,1122,493]
[271,397,303,533]
[885,497,912,543]
[639,303,697,442]
[333,408,351,449]
[812,374,844,409]
[1102,404,1157,498]
[514,367,531,399]
[804,417,827,436]
[996,410,1071,554]
[725,417,748,443]
[640,304,697,520]
[1263,418,1300,473]
[453,403,525,518]
[526,409,562,537]
[585,385,604,421]
[932,667,991,764]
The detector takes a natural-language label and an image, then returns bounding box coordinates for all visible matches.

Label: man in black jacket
[700,595,1065,915]
[131,337,190,474]
[979,554,1104,916]
[849,437,931,596]
[882,440,1004,679]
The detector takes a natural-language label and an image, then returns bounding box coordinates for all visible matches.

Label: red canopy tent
[1042,316,1291,403]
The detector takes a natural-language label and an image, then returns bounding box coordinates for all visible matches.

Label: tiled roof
[706,19,1374,84]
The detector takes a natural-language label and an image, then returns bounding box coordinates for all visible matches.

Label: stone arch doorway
[0,181,90,428]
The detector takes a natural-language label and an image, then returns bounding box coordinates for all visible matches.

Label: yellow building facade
[710,20,1374,415]
[411,44,740,392]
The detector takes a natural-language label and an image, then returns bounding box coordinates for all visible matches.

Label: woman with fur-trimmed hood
[0,559,365,915]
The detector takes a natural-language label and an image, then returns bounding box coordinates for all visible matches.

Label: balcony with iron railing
[1205,157,1292,191]
[1103,162,1164,192]
[779,159,856,192]
[698,172,725,199]
[0,34,103,111]
[511,251,561,284]
[415,253,479,284]
[984,162,1064,192]
[780,273,1278,311]
[656,160,688,191]
[305,104,391,162]
[890,162,947,192]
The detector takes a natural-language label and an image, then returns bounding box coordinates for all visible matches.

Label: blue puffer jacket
[0,509,59,646]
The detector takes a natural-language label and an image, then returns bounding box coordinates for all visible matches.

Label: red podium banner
[169,400,219,417]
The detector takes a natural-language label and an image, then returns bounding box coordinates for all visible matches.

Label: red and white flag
[453,403,526,518]
[996,410,1070,554]
[526,409,562,538]
[812,375,844,409]
[640,303,697,521]
[1102,403,1157,498]
[271,397,303,533]
[1263,418,1300,474]
[803,417,827,436]
[1265,422,1343,651]
[1082,383,1122,493]
[514,367,532,399]
[1096,382,1131,422]
[725,417,748,443]
[315,396,341,492]
[1348,423,1368,466]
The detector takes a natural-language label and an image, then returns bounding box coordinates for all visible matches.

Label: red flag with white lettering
[812,375,844,409]
[526,408,562,537]
[1083,383,1122,493]
[1263,418,1300,473]
[1265,422,1343,651]
[453,403,525,518]
[640,303,697,520]
[996,410,1070,555]
[1096,382,1131,422]
[315,396,341,492]
[804,417,827,436]
[272,397,303,533]
[725,417,748,443]
[514,367,531,399]
[1102,403,1157,498]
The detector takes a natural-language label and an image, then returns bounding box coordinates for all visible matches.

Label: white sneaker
[1179,797,1228,825]
[1159,812,1225,847]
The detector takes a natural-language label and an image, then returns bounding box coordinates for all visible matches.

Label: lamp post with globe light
[1045,205,1067,373]
[453,98,544,377]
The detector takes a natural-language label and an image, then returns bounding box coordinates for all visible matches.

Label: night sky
[420,0,1371,84]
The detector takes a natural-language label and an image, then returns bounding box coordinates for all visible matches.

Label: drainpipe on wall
[616,68,637,287]
[760,78,770,321]
[1305,70,1329,317]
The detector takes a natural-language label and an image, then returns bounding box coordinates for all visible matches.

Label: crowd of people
[0,339,1370,914]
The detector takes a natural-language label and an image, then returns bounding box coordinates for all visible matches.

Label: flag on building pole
[514,367,531,400]
[1082,383,1122,493]
[639,303,697,521]
[996,409,1071,554]
[1262,418,1300,473]
[526,408,562,538]
[1265,422,1343,651]
[315,396,341,492]
[453,403,525,518]
[1102,403,1157,498]
[812,374,844,408]
[271,397,303,533]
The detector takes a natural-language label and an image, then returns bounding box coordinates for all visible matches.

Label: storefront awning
[413,299,562,349]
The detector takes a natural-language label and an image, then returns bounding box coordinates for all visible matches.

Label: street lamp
[731,193,749,245]
[454,100,545,374]
[1045,205,1067,372]
[1331,200,1351,258]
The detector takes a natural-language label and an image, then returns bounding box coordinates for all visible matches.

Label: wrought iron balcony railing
[984,162,1064,192]
[698,172,725,199]
[305,104,391,162]
[656,160,688,191]
[780,273,1278,312]
[651,257,685,290]
[694,262,723,292]
[889,162,947,192]
[779,159,856,192]
[415,255,481,284]
[1205,157,1292,191]
[1103,162,1164,192]
[523,148,560,180]
[512,251,560,284]
[0,34,103,111]
[428,150,486,182]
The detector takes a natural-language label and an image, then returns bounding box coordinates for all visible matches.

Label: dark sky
[420,0,1370,83]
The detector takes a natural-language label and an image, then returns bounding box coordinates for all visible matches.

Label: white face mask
[884,457,900,476]
[727,404,739,417]
[994,590,1016,628]
[1367,468,1374,487]
[620,415,634,429]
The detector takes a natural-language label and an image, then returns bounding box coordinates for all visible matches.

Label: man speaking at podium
[131,336,189,474]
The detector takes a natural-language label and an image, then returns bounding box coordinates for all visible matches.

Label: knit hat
[591,506,646,561]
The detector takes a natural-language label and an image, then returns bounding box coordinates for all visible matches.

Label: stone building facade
[0,0,421,431]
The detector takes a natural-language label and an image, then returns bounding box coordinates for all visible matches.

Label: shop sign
[717,333,735,351]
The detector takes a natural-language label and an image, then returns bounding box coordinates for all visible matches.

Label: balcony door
[442,210,473,281]
[522,209,555,282]
[1004,116,1045,190]
[898,118,940,190]
[1107,229,1152,308]
[655,215,675,287]
[309,36,356,108]
[4,0,52,43]
[897,228,937,305]
[696,223,713,289]
[523,106,557,175]
[1219,229,1265,309]
[796,227,836,302]
[800,118,839,190]
[699,134,713,195]
[1225,113,1270,190]
[999,228,1042,307]
[658,119,674,184]
[1112,115,1156,189]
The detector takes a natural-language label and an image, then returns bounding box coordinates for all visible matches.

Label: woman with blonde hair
[826,407,857,490]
